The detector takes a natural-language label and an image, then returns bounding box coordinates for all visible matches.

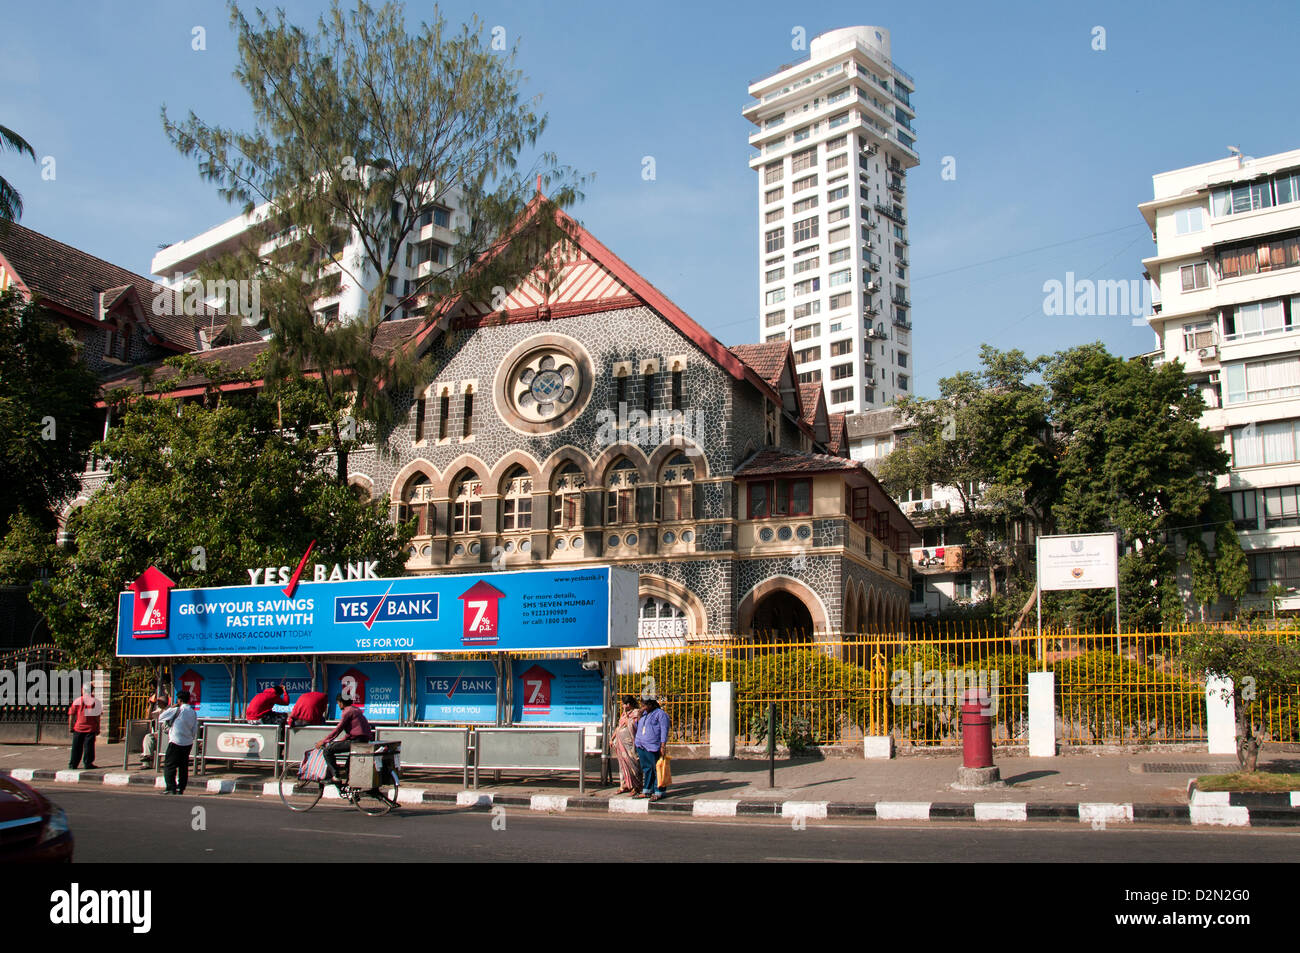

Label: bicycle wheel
[351,783,397,816]
[277,774,324,812]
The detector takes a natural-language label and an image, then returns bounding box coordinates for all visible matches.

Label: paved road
[42,785,1300,863]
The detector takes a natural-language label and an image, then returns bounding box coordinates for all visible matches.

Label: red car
[0,774,73,862]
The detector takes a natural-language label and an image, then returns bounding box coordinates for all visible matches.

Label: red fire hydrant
[961,687,994,769]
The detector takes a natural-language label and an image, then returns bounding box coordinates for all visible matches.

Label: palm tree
[0,124,36,222]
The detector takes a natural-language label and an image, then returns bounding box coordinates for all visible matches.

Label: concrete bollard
[709,682,735,758]
[1028,671,1056,757]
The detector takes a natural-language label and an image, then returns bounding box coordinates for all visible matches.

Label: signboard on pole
[1036,533,1119,591]
[116,567,638,658]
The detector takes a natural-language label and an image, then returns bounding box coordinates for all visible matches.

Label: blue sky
[3,0,1298,395]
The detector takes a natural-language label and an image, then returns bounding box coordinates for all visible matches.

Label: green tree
[1184,629,1300,771]
[162,1,587,481]
[0,123,36,222]
[0,289,100,534]
[1215,525,1250,617]
[34,376,413,663]
[1187,539,1219,622]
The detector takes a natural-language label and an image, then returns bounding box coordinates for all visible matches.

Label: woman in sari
[612,694,642,793]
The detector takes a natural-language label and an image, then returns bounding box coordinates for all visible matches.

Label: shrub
[1052,650,1199,743]
[886,644,954,744]
[735,648,871,745]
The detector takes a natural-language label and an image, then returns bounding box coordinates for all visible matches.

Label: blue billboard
[170,663,234,720]
[511,658,605,724]
[414,661,499,723]
[326,662,402,721]
[115,567,638,658]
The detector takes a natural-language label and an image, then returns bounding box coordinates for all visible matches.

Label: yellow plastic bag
[656,751,672,789]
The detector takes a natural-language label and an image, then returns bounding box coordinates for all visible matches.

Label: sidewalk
[6,742,1298,826]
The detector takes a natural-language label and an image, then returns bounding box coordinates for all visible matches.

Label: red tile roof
[0,221,257,351]
[798,381,826,428]
[826,412,848,456]
[99,316,428,397]
[729,342,791,390]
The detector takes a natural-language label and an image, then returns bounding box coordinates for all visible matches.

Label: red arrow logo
[282,539,317,598]
[364,583,396,630]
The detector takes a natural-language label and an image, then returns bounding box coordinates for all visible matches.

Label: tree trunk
[1235,697,1259,772]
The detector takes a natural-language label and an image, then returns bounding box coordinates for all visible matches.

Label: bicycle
[277,741,401,816]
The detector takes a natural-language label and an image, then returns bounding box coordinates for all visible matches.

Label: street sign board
[1036,533,1119,591]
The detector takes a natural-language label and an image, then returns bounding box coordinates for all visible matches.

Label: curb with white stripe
[6,768,1299,827]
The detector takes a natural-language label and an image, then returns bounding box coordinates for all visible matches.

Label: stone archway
[736,576,829,642]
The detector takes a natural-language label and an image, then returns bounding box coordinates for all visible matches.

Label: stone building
[91,200,915,641]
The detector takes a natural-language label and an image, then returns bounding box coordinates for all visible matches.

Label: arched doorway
[751,590,814,641]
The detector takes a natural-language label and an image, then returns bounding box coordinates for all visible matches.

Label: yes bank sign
[115,566,639,658]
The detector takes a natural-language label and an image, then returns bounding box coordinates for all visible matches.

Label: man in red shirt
[287,690,328,729]
[67,684,103,769]
[245,683,289,726]
[315,694,373,780]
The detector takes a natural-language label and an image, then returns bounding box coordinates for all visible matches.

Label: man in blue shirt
[633,696,670,800]
[158,690,199,795]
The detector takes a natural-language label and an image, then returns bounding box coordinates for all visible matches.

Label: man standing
[633,695,670,801]
[287,690,328,729]
[67,684,102,770]
[245,682,289,726]
[158,690,199,795]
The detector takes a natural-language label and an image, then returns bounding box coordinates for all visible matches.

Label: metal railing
[613,628,1299,750]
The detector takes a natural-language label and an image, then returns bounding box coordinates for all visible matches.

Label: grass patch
[1196,772,1300,792]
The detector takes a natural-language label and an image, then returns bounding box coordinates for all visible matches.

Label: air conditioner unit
[866,280,880,292]
[1198,345,1218,360]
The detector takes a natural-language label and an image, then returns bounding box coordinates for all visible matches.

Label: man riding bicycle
[314,693,373,780]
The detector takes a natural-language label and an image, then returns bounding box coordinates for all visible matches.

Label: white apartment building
[745,26,919,437]
[1140,147,1300,611]
[152,186,465,333]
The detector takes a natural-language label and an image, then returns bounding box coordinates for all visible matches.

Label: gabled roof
[826,412,848,456]
[0,221,257,351]
[730,342,789,390]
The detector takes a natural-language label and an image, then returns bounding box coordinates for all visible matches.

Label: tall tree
[0,289,100,534]
[0,123,35,222]
[162,1,587,481]
[35,370,413,664]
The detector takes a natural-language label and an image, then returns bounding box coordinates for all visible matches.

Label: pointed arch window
[657,453,695,522]
[452,474,483,534]
[402,475,435,536]
[606,458,639,525]
[552,464,586,530]
[501,466,533,532]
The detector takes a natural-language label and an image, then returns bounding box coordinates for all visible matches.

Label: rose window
[513,353,577,422]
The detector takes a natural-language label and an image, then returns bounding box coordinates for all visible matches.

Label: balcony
[892,296,912,309]
[892,316,912,331]
[911,543,964,573]
[874,203,906,225]
[865,326,886,339]
[888,177,905,195]
[864,304,880,318]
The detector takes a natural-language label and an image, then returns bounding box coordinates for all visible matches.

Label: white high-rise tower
[745,26,918,427]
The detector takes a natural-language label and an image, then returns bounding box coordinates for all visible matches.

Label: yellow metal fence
[614,628,1300,749]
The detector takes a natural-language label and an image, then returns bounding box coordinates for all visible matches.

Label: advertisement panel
[325,662,402,721]
[1036,533,1119,591]
[246,662,315,715]
[511,658,604,724]
[116,567,636,658]
[170,663,234,720]
[414,661,498,723]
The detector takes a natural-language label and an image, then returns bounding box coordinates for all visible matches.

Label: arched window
[605,458,639,526]
[657,453,695,522]
[501,466,533,532]
[638,597,689,641]
[451,472,482,535]
[400,475,434,536]
[551,463,586,530]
